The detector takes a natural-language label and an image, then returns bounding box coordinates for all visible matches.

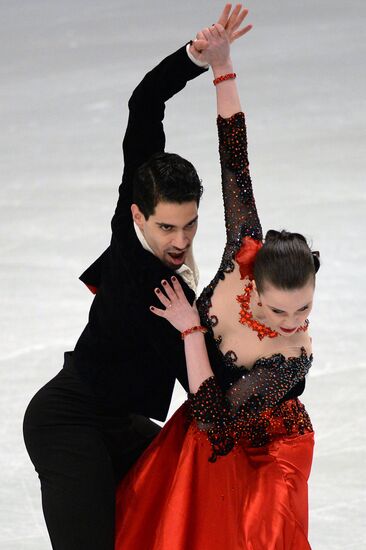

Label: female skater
[115,6,317,549]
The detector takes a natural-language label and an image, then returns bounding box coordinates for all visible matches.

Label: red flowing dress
[115,113,314,550]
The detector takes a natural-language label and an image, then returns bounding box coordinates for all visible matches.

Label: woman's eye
[271,309,283,314]
[299,306,309,312]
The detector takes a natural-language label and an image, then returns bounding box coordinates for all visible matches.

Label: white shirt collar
[134,222,199,292]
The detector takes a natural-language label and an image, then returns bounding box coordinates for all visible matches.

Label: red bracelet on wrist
[213,72,237,86]
[181,325,208,340]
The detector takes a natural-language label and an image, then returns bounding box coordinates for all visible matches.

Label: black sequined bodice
[191,113,313,460]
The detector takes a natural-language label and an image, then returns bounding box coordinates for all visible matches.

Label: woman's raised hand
[194,25,230,70]
[150,277,200,333]
[219,3,252,45]
[190,4,252,65]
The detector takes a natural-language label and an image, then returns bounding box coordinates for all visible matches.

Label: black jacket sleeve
[80,45,207,294]
[112,44,208,231]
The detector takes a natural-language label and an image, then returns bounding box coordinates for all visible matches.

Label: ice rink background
[1,0,365,548]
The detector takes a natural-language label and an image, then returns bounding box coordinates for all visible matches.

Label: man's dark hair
[253,230,320,293]
[133,152,203,219]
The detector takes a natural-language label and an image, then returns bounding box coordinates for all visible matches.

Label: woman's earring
[257,301,262,307]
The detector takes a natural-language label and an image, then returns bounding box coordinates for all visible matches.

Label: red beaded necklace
[237,280,309,341]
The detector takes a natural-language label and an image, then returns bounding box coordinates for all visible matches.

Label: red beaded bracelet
[181,325,208,340]
[213,72,237,86]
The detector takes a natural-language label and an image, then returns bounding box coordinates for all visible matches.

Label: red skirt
[115,400,314,550]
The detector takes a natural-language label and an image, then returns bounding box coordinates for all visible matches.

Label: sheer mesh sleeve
[189,348,312,461]
[216,112,263,273]
[196,113,263,338]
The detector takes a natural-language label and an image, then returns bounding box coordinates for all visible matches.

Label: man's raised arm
[112,45,208,226]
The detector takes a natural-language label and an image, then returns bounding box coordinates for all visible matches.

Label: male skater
[23,4,240,549]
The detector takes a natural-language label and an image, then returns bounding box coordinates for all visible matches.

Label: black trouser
[23,353,161,550]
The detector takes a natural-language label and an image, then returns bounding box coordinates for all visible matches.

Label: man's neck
[133,222,199,291]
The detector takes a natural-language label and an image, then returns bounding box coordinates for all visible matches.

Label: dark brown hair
[133,152,203,219]
[253,230,320,293]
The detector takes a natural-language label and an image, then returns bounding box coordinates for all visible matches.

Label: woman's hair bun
[254,229,319,293]
[264,229,307,244]
[264,229,281,243]
[312,251,321,273]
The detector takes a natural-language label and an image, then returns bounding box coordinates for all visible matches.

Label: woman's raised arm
[194,10,262,267]
[192,4,252,118]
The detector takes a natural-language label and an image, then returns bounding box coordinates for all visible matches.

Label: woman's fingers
[154,286,172,308]
[150,278,200,331]
[225,3,243,32]
[224,5,252,44]
[212,23,228,41]
[232,24,252,42]
[224,4,251,39]
[217,3,232,28]
[153,277,188,308]
[160,280,178,302]
[214,23,225,34]
[149,305,167,317]
[198,23,228,45]
[230,7,249,32]
[170,276,186,301]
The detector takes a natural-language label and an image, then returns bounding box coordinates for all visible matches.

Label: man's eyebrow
[155,221,176,228]
[185,215,198,226]
[155,216,198,228]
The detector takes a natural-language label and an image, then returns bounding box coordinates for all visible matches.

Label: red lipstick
[280,327,297,333]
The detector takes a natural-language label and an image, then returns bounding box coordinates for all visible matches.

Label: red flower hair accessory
[235,237,263,280]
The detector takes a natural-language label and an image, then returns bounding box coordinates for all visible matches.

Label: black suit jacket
[73,45,224,421]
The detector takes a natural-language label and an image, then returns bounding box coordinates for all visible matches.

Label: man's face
[131,200,198,269]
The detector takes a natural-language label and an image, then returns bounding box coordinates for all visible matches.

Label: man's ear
[131,204,145,229]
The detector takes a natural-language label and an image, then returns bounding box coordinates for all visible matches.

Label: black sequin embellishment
[192,113,313,461]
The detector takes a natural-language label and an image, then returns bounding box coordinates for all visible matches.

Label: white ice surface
[1,1,366,548]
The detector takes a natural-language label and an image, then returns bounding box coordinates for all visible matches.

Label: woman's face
[256,279,315,337]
